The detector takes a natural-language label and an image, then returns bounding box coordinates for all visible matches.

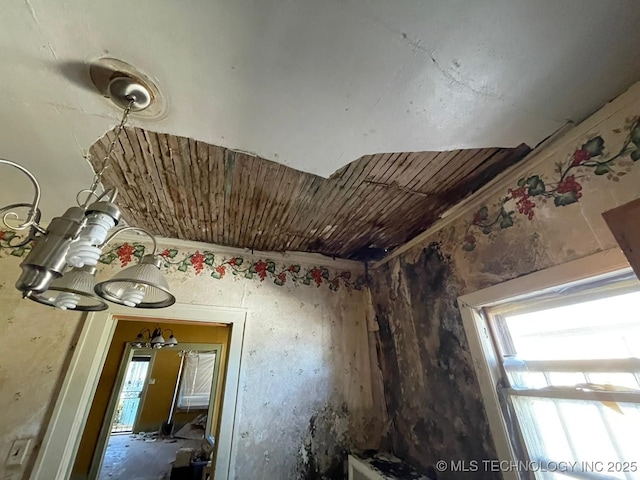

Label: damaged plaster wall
[0,269,83,480]
[370,82,640,479]
[0,240,382,480]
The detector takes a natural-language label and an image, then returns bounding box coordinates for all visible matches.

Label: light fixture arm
[76,186,119,209]
[0,159,44,233]
[96,187,119,203]
[0,203,45,247]
[100,226,158,256]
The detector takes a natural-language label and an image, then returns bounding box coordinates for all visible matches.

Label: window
[485,272,640,480]
[177,351,217,410]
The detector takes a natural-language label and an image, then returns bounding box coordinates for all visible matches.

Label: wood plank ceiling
[89,128,530,260]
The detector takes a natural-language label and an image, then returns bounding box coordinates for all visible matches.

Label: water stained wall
[372,244,498,479]
[370,83,640,478]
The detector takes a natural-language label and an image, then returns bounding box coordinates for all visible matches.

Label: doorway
[112,356,151,434]
[66,316,232,480]
[93,340,223,480]
[32,304,245,480]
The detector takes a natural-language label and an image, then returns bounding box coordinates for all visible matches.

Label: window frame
[457,247,633,480]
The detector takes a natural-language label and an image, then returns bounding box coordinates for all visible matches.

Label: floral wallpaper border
[0,233,366,292]
[462,116,640,251]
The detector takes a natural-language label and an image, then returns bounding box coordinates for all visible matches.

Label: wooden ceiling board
[337,151,455,252]
[90,128,529,260]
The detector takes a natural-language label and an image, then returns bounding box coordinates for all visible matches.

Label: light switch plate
[6,438,30,466]
[149,378,156,384]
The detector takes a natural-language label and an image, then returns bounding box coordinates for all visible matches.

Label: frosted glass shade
[131,333,147,348]
[95,254,175,308]
[29,266,108,311]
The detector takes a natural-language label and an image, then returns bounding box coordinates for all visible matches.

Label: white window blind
[486,275,640,480]
[177,352,216,410]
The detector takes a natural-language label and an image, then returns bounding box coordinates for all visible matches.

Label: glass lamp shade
[150,327,166,348]
[131,333,149,348]
[131,328,177,349]
[94,254,175,308]
[29,266,108,311]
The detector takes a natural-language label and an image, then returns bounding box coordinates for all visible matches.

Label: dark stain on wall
[294,403,350,480]
[372,243,500,480]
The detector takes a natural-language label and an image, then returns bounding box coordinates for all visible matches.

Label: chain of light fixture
[79,98,134,208]
[0,73,175,311]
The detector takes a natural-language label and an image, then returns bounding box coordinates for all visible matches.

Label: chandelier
[0,73,175,311]
[131,326,178,349]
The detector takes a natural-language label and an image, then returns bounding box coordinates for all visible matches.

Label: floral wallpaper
[462,116,640,251]
[0,231,366,292]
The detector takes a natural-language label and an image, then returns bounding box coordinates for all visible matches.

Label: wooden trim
[31,303,246,480]
[457,305,520,480]
[508,388,640,403]
[484,272,638,317]
[516,358,640,373]
[30,314,117,480]
[603,197,640,279]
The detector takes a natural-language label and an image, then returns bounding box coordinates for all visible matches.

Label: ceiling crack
[23,0,38,25]
[47,42,57,60]
[401,34,499,100]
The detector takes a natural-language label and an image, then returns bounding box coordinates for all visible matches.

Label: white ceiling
[2,1,640,221]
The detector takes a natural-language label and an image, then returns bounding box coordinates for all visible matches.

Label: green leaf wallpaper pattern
[463,116,640,251]
[0,232,366,292]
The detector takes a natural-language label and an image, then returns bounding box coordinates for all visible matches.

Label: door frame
[31,303,246,480]
[87,345,152,479]
[89,342,223,479]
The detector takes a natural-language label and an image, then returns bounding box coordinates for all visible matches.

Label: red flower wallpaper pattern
[463,116,640,251]
[0,235,366,292]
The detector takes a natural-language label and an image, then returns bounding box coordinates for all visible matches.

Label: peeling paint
[372,244,497,478]
[369,90,640,479]
[294,404,350,480]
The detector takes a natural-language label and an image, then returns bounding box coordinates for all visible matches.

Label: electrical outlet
[6,438,30,466]
[149,378,156,384]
